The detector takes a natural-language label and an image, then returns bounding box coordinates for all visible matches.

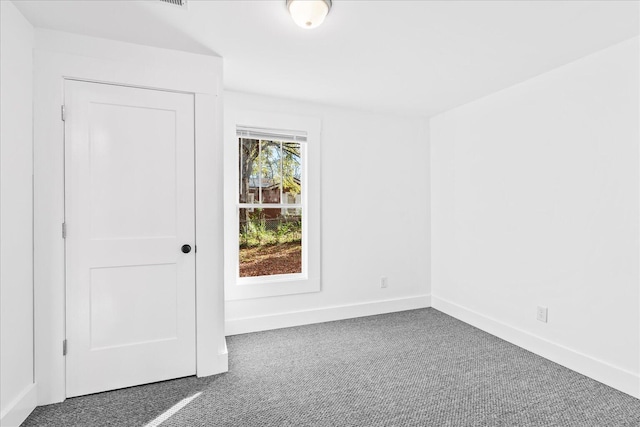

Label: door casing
[33,35,227,405]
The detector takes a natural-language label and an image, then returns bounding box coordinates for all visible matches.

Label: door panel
[89,264,178,350]
[65,80,196,398]
[88,102,177,240]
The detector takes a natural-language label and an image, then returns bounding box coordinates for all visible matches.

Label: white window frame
[224,109,321,300]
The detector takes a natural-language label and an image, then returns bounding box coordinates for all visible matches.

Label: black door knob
[181,244,192,254]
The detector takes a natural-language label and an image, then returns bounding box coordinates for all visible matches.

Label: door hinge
[62,222,67,239]
[61,105,66,121]
[63,339,67,356]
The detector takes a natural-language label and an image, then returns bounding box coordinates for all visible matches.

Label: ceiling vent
[158,0,188,10]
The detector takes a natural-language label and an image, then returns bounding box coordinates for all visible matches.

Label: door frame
[33,32,227,405]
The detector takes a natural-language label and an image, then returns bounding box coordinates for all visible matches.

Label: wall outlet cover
[536,306,548,323]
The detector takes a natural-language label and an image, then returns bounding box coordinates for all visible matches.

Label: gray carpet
[22,308,640,426]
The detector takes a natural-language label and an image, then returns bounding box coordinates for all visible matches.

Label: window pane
[239,138,259,204]
[282,142,301,210]
[239,207,302,278]
[259,140,282,204]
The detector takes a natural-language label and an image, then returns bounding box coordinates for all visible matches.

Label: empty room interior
[1,0,640,426]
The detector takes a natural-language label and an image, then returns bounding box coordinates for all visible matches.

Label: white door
[64,80,196,397]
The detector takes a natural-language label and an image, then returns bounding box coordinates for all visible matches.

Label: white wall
[431,37,639,397]
[225,92,430,334]
[0,2,37,426]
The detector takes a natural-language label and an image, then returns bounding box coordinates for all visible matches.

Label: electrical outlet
[536,306,548,323]
[380,277,388,288]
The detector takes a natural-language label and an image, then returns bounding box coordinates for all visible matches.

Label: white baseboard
[0,383,37,427]
[225,295,431,336]
[432,296,640,399]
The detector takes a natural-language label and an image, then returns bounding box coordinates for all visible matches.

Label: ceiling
[13,0,640,117]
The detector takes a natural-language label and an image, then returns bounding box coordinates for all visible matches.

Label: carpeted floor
[22,308,640,426]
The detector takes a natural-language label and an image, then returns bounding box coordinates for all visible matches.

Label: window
[237,129,304,279]
[224,110,320,300]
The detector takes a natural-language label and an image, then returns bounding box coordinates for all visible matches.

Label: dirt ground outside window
[239,241,302,277]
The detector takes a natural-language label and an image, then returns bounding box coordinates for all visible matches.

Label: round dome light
[287,0,332,29]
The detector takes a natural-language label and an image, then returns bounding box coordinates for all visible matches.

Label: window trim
[224,109,321,300]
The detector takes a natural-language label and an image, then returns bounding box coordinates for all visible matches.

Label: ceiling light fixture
[287,0,332,29]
